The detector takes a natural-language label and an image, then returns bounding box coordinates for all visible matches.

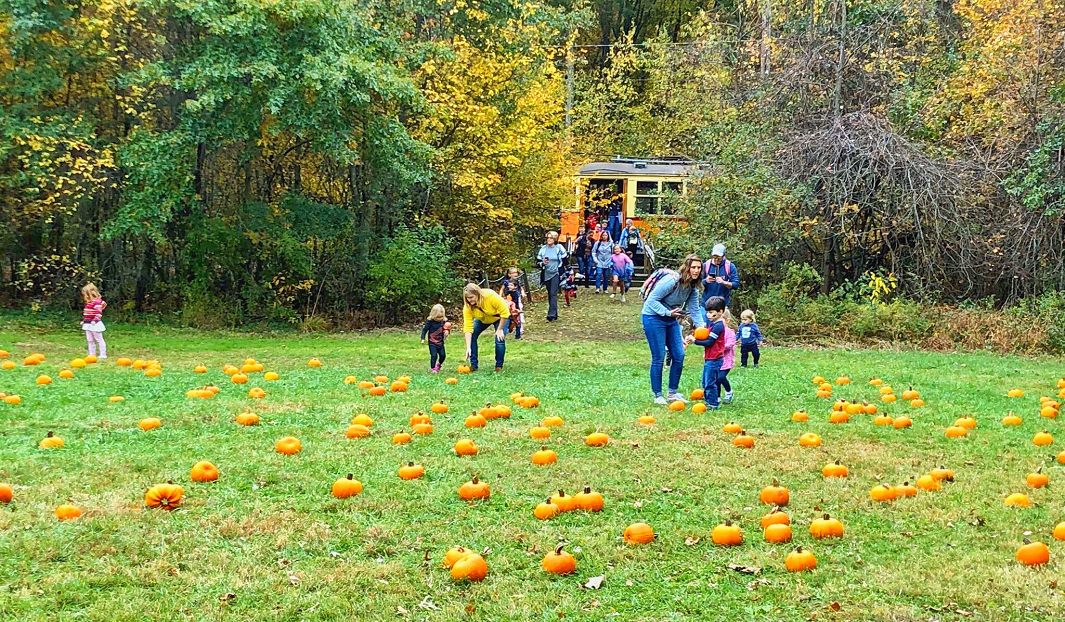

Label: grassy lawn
[1,294,1064,621]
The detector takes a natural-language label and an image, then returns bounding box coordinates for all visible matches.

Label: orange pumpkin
[458,476,490,501]
[809,514,844,538]
[454,439,479,456]
[412,422,434,435]
[574,486,604,512]
[892,416,912,429]
[624,522,655,545]
[785,546,817,572]
[431,402,449,414]
[55,504,82,520]
[145,482,184,510]
[236,412,260,426]
[190,460,219,482]
[550,490,577,512]
[760,508,790,528]
[541,415,564,427]
[39,432,64,449]
[0,483,12,503]
[799,432,821,447]
[345,424,371,439]
[1033,430,1054,446]
[465,413,487,428]
[585,432,609,447]
[275,436,302,455]
[822,461,848,478]
[1004,492,1031,507]
[398,462,425,480]
[733,431,754,448]
[638,414,656,425]
[392,431,413,444]
[869,483,897,502]
[791,410,809,422]
[332,474,363,499]
[1026,468,1049,489]
[711,520,743,546]
[139,417,161,431]
[722,421,742,434]
[1016,539,1050,566]
[530,426,551,439]
[532,446,557,466]
[534,498,560,520]
[759,478,789,506]
[368,386,387,396]
[764,523,792,543]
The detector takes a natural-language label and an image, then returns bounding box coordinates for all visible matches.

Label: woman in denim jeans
[640,255,705,405]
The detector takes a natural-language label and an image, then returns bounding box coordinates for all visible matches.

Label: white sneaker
[621,295,626,302]
[666,392,689,403]
[723,391,734,404]
[653,395,668,405]
[610,293,615,299]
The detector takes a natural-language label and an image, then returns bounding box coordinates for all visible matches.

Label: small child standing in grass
[499,267,526,339]
[692,296,727,410]
[420,304,449,373]
[81,283,107,359]
[609,244,634,302]
[739,309,763,367]
[717,309,736,403]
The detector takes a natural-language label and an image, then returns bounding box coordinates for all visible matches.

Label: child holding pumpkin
[420,304,450,373]
[81,283,108,359]
[691,296,728,409]
[717,309,736,404]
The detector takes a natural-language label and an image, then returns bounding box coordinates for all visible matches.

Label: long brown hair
[677,254,702,289]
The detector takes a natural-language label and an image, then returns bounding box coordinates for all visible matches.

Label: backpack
[640,268,680,301]
[704,259,736,289]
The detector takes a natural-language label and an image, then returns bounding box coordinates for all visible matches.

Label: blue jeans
[596,267,611,290]
[504,315,521,339]
[577,256,593,287]
[470,319,505,369]
[642,314,685,397]
[702,358,723,407]
[608,214,621,241]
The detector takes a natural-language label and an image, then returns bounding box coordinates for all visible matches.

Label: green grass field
[1,296,1064,621]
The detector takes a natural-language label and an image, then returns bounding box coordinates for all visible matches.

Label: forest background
[2,0,1064,351]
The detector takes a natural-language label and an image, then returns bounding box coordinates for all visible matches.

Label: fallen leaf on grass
[583,575,604,590]
[826,602,841,612]
[418,596,439,610]
[684,536,700,546]
[727,564,761,575]
[219,593,236,603]
[396,606,409,616]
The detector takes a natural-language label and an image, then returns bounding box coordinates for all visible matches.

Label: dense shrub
[366,225,460,323]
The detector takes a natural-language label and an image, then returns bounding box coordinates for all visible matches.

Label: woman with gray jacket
[592,231,613,293]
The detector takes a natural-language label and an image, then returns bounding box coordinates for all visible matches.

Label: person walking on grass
[717,309,736,404]
[498,267,526,339]
[701,243,739,318]
[81,283,108,359]
[739,309,764,367]
[420,304,449,373]
[592,231,613,294]
[641,255,705,405]
[537,231,568,323]
[692,296,727,410]
[619,219,643,261]
[573,225,594,289]
[462,283,511,373]
[609,244,633,302]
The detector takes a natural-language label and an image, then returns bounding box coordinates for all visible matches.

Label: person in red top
[80,282,108,359]
[691,296,727,409]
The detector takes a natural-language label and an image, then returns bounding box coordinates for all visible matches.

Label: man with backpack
[702,243,739,317]
[640,255,706,405]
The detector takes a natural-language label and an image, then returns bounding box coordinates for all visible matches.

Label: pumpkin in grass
[345,424,371,439]
[733,431,754,448]
[550,490,577,512]
[36,374,52,385]
[1040,405,1058,419]
[398,462,425,480]
[450,552,487,582]
[909,398,925,407]
[764,523,792,543]
[397,375,412,384]
[444,546,471,568]
[691,388,705,400]
[55,504,82,520]
[916,474,941,491]
[374,375,389,384]
[264,371,279,381]
[954,416,977,430]
[892,416,912,429]
[248,387,266,399]
[869,377,883,386]
[307,358,322,367]
[812,375,826,385]
[1054,522,1065,541]
[236,412,260,426]
[0,349,6,358]
[0,482,13,504]
[585,432,609,447]
[190,461,219,482]
[458,476,490,501]
[722,421,742,434]
[39,432,64,449]
[56,369,74,380]
[1004,492,1032,508]
[465,413,487,428]
[691,402,707,414]
[445,377,459,385]
[1002,412,1023,426]
[139,417,161,431]
[344,375,360,385]
[668,400,686,411]
[368,386,387,396]
[799,432,821,447]
[829,411,849,424]
[222,365,238,375]
[1,361,15,370]
[891,481,916,497]
[1033,430,1054,446]
[454,439,479,456]
[194,364,207,374]
[390,381,408,393]
[1016,539,1050,566]
[457,364,472,374]
[495,405,511,419]
[70,358,86,370]
[711,520,743,546]
[845,402,862,415]
[822,461,848,478]
[332,474,363,499]
[638,414,656,425]
[930,466,954,481]
[231,373,248,385]
[541,415,564,427]
[574,486,604,512]
[835,375,851,385]
[791,410,809,422]
[815,389,833,398]
[116,357,132,367]
[107,395,122,403]
[832,400,847,412]
[624,522,655,545]
[349,414,374,427]
[945,425,967,438]
[869,484,897,502]
[534,498,560,520]
[542,544,576,575]
[785,546,817,572]
[357,380,375,390]
[510,392,525,403]
[530,426,551,439]
[882,393,897,403]
[1007,388,1024,398]
[275,436,302,455]
[810,514,845,538]
[392,432,413,444]
[410,413,431,426]
[412,422,434,435]
[874,413,894,426]
[862,402,878,414]
[1026,468,1049,488]
[1058,450,1065,465]
[532,447,557,466]
[479,403,500,419]
[901,387,919,400]
[760,507,790,529]
[521,396,540,408]
[819,383,833,393]
[430,402,449,414]
[759,478,789,506]
[145,482,184,510]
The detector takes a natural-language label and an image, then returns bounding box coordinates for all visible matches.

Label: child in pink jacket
[717,309,737,403]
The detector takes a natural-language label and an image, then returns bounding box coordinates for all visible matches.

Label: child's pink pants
[85,331,107,358]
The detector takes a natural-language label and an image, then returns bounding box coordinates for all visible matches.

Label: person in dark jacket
[420,304,450,372]
[573,225,594,288]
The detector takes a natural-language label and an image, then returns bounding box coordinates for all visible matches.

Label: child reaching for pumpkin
[420,304,450,373]
[81,283,108,359]
[690,296,728,409]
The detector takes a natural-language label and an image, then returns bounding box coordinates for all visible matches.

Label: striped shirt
[83,298,107,323]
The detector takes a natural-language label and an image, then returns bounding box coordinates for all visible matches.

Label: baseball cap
[711,243,726,257]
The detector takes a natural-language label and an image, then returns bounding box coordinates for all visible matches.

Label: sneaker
[666,392,689,403]
[754,364,759,368]
[653,395,668,406]
[470,366,478,372]
[610,293,615,299]
[707,404,720,410]
[621,295,626,303]
[429,367,438,374]
[723,391,734,404]
[494,367,503,373]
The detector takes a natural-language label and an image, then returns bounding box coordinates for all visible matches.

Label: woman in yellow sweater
[462,283,511,372]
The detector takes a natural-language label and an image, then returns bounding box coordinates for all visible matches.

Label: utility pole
[565,47,574,129]
[760,0,772,77]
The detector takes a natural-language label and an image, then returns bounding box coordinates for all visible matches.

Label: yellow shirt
[463,289,511,333]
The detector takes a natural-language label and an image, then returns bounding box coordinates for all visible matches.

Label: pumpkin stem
[407,461,414,467]
[771,477,779,486]
[583,486,591,494]
[724,519,732,526]
[555,543,565,555]
[1023,537,1032,545]
[46,431,53,438]
[346,473,354,480]
[823,513,830,520]
[558,489,565,497]
[795,545,804,552]
[471,476,479,484]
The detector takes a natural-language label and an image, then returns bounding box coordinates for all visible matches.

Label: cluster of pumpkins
[1,351,103,403]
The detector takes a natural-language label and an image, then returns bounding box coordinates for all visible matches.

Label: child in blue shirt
[739,309,764,367]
